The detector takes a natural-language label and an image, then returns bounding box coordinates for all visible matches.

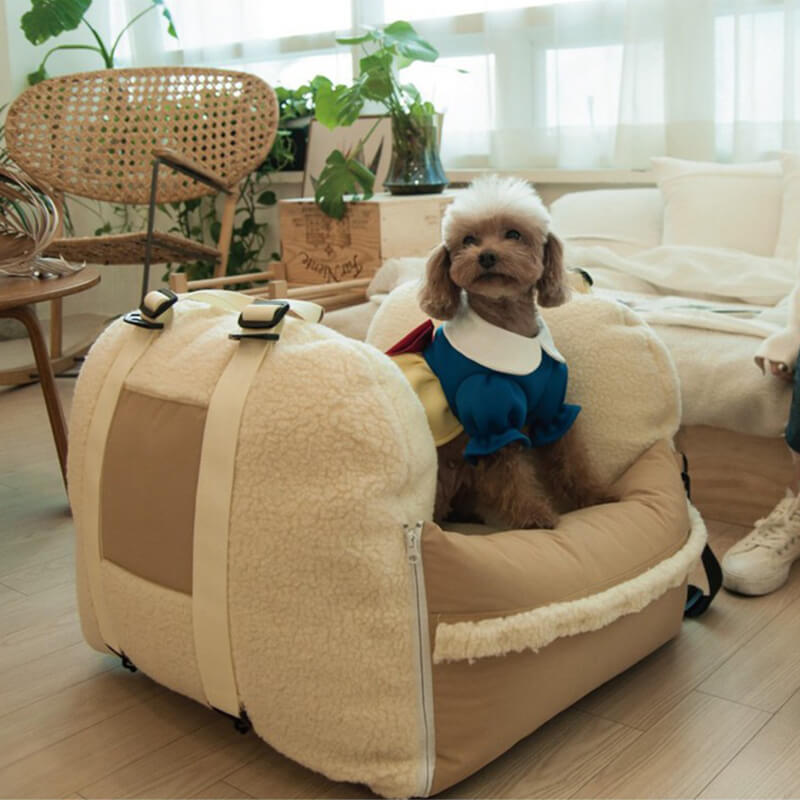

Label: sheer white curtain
[112,0,800,168]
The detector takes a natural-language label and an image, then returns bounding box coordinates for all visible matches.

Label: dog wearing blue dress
[416,175,611,529]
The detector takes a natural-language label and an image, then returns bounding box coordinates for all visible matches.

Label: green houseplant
[269,80,327,171]
[21,0,177,84]
[312,20,447,219]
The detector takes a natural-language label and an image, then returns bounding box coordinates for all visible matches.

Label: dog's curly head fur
[419,175,568,320]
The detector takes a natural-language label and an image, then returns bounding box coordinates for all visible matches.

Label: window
[546,45,624,128]
[401,54,495,165]
[158,0,351,52]
[715,10,784,124]
[383,0,586,20]
[110,0,800,169]
[241,54,352,91]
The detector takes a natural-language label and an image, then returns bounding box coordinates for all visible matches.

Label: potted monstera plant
[312,20,448,219]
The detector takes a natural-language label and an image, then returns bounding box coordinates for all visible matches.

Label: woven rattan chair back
[5,67,278,205]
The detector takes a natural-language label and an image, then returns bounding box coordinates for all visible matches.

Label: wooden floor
[2,380,800,799]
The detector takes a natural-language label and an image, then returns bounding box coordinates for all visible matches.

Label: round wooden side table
[0,269,101,489]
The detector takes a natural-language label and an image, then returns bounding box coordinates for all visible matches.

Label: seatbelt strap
[80,290,178,655]
[681,453,723,617]
[191,300,300,717]
[184,289,325,324]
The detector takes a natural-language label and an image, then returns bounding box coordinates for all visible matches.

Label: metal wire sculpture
[0,167,82,279]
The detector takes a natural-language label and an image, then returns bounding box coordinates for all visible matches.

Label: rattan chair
[3,67,278,380]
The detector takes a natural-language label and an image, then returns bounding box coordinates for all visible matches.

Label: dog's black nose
[478,250,497,269]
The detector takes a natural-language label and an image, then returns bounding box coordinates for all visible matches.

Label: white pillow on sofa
[774,151,800,260]
[651,156,782,256]
[549,188,663,256]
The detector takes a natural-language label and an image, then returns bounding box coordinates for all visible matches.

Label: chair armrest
[152,147,232,194]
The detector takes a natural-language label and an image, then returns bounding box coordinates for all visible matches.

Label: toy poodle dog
[414,175,611,529]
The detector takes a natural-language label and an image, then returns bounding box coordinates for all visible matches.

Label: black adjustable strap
[685,544,723,617]
[681,453,723,617]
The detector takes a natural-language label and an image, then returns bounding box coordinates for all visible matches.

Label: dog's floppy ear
[419,243,460,320]
[536,233,569,308]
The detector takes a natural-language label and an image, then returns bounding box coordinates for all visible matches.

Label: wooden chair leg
[50,297,63,358]
[3,305,68,489]
[215,191,238,278]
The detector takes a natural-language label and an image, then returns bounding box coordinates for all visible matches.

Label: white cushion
[651,156,782,256]
[775,151,800,260]
[550,188,663,255]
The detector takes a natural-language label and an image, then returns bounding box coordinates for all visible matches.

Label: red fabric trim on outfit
[385,319,435,356]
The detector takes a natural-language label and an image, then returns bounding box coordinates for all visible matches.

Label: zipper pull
[405,522,424,564]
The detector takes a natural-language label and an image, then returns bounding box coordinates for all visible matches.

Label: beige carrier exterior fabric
[69,286,698,798]
[428,584,686,793]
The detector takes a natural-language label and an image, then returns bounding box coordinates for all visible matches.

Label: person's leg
[723,352,800,595]
[784,353,800,492]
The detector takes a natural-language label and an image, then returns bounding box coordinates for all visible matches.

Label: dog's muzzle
[478,250,497,269]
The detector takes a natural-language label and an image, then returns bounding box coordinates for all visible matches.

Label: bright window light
[161,0,350,51]
[400,54,495,159]
[715,11,784,123]
[546,45,623,128]
[384,0,586,21]
[241,53,352,90]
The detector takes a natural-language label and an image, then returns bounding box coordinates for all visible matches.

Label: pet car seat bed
[69,286,706,798]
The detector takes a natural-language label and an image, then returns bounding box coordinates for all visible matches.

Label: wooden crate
[279,191,458,284]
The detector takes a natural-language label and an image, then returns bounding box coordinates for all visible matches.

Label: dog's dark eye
[462,235,478,247]
[505,229,522,240]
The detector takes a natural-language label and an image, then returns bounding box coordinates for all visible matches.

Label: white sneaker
[723,490,800,595]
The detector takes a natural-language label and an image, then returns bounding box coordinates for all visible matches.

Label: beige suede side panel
[429,584,685,795]
[425,440,687,620]
[101,389,206,595]
[102,560,206,704]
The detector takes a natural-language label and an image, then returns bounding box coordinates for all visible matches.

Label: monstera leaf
[314,81,366,130]
[21,0,92,46]
[382,20,438,63]
[314,150,375,220]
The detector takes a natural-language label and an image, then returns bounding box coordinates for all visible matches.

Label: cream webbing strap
[192,301,299,716]
[185,290,325,325]
[81,290,177,655]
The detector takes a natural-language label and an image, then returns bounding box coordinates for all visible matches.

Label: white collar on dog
[442,301,565,375]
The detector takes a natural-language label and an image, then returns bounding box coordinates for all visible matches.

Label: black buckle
[141,288,178,319]
[123,310,164,330]
[123,289,178,330]
[239,299,290,329]
[229,300,290,341]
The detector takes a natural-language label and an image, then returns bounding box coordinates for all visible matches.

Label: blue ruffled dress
[422,310,580,462]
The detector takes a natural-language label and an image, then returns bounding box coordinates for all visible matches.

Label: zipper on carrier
[405,521,435,797]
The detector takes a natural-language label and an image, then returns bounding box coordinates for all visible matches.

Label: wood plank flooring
[2,379,800,798]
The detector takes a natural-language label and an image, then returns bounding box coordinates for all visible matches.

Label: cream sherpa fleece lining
[433,503,706,664]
